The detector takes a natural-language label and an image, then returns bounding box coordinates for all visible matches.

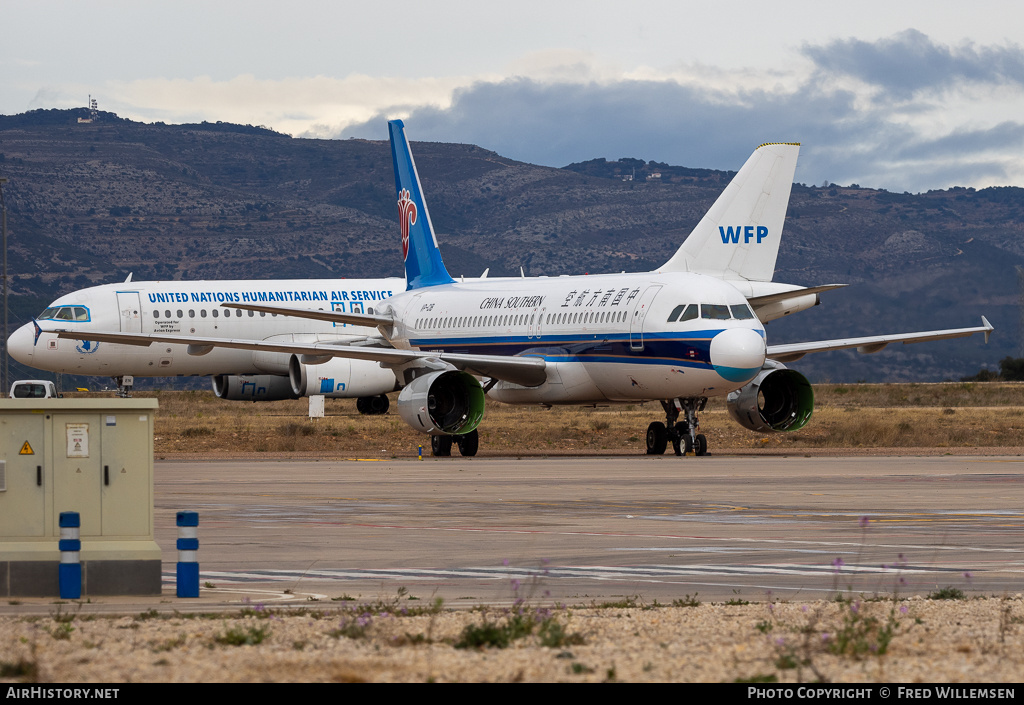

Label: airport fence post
[176,511,200,598]
[418,444,423,460]
[58,512,82,599]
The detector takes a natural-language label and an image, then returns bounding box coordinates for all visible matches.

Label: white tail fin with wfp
[659,142,800,282]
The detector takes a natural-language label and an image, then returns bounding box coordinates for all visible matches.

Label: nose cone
[710,327,766,383]
[8,323,37,365]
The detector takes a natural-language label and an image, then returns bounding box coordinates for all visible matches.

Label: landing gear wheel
[357,395,390,415]
[456,429,479,457]
[646,422,667,455]
[368,394,390,415]
[672,422,689,456]
[431,435,453,457]
[693,434,707,456]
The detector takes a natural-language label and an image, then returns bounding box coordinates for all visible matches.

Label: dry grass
[60,382,1024,458]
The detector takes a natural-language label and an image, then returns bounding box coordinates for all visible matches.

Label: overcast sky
[4,1,1024,192]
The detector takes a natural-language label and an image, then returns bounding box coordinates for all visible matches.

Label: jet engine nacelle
[397,370,485,435]
[726,360,814,433]
[288,355,397,398]
[213,374,299,401]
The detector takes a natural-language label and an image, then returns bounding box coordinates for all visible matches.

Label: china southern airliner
[41,121,992,456]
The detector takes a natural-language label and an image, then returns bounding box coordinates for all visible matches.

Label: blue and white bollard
[58,512,81,599]
[176,511,199,598]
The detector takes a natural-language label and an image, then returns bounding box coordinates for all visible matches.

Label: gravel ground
[2,596,1022,683]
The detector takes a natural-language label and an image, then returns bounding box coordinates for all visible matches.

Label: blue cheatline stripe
[409,329,727,347]
[406,331,727,369]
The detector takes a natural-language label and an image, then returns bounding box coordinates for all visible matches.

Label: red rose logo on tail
[397,188,417,261]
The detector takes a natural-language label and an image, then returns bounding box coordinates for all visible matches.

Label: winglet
[388,120,455,291]
[982,316,993,344]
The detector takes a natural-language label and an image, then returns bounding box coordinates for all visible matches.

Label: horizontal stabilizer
[747,284,846,307]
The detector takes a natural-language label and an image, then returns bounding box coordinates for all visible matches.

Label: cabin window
[200,310,207,318]
[189,310,195,318]
[176,309,183,318]
[212,309,219,318]
[248,310,254,317]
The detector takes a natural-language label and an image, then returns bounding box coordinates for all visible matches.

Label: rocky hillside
[1,108,1020,383]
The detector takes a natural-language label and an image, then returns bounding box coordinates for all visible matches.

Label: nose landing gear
[646,397,708,456]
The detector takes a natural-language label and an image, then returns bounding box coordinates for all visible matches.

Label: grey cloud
[803,29,1024,99]
[339,74,1023,193]
[895,121,1024,161]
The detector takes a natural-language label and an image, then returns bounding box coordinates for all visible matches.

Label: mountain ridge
[0,109,1018,383]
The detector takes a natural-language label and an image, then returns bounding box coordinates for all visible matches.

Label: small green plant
[827,598,899,658]
[152,634,187,652]
[0,659,38,679]
[330,613,373,640]
[928,586,966,600]
[214,624,270,646]
[672,593,701,607]
[48,622,75,640]
[539,618,586,648]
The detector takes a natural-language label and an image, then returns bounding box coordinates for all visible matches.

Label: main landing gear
[113,375,134,398]
[356,394,390,415]
[430,429,479,457]
[646,397,708,457]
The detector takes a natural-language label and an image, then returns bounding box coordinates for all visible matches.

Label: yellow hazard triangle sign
[19,441,34,455]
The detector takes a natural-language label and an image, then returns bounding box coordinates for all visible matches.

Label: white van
[8,380,62,399]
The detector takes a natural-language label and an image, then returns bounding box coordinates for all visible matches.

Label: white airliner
[40,120,993,456]
[8,277,403,411]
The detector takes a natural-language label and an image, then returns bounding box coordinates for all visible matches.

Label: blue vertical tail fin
[388,120,455,290]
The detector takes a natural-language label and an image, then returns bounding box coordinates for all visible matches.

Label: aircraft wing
[49,329,548,387]
[767,317,993,363]
[221,302,393,328]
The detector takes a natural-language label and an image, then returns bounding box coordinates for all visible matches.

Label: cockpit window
[700,304,731,320]
[668,304,699,323]
[37,306,90,322]
[730,304,755,320]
